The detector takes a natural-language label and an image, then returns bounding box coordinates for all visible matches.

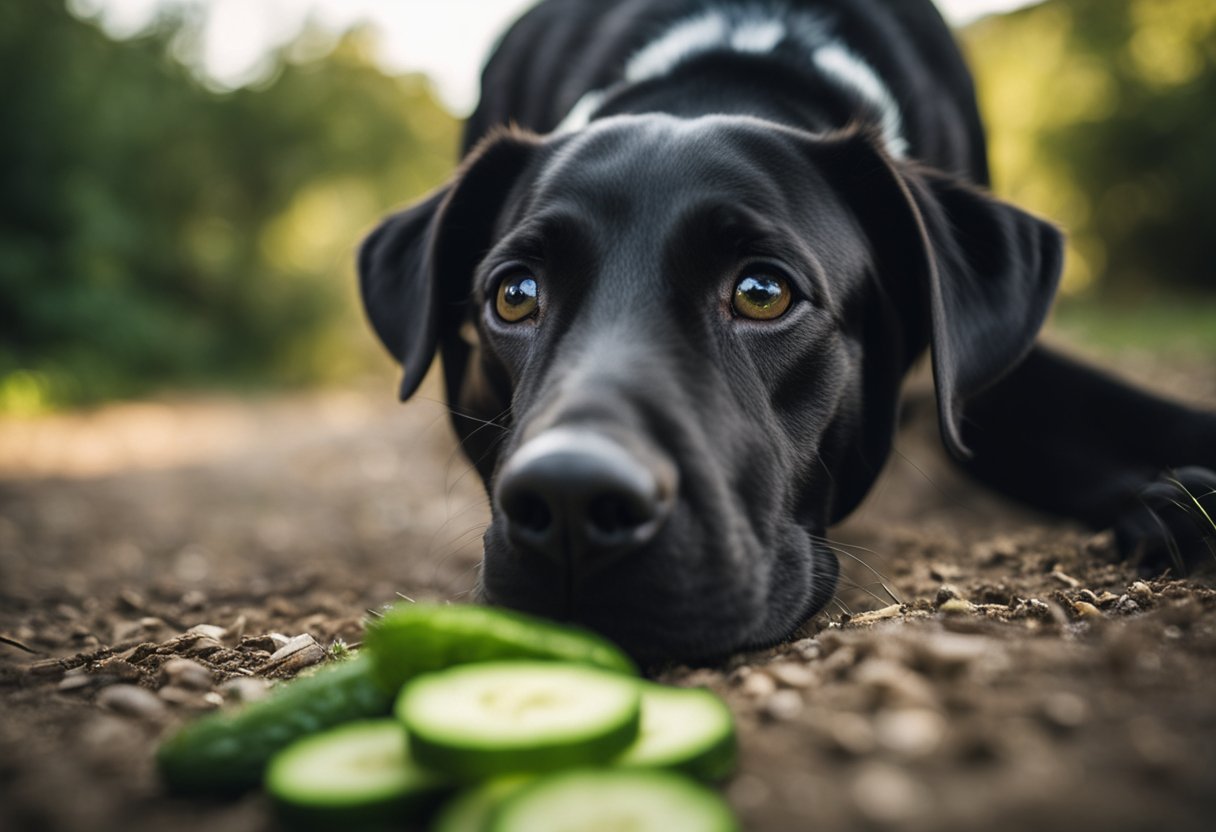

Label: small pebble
[1040,692,1089,730]
[160,658,213,691]
[187,624,228,641]
[181,590,208,610]
[852,659,937,708]
[768,662,817,688]
[790,638,821,660]
[740,671,777,699]
[1128,581,1154,605]
[827,712,877,756]
[96,684,167,719]
[764,690,804,721]
[57,674,94,692]
[261,634,326,675]
[874,708,946,757]
[938,598,973,616]
[220,677,271,703]
[1072,601,1103,620]
[1115,595,1141,615]
[935,584,964,607]
[852,763,931,823]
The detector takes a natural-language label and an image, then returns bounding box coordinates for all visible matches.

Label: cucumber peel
[614,682,737,780]
[489,768,740,832]
[265,719,446,829]
[431,777,532,832]
[157,655,393,795]
[365,603,636,692]
[397,661,641,780]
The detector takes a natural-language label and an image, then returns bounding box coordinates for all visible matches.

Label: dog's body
[360,0,1216,660]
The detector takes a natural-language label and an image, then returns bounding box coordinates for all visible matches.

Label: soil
[2,349,1215,832]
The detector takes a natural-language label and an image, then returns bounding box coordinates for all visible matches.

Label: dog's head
[359,115,1062,660]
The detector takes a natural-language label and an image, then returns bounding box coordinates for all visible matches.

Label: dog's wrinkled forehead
[501,114,868,282]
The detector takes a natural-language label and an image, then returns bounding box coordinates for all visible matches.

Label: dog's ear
[358,130,543,400]
[812,129,1064,459]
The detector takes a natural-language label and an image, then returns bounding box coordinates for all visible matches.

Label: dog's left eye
[495,272,540,322]
[732,271,792,321]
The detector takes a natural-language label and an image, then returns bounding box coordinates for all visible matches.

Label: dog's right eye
[495,272,540,322]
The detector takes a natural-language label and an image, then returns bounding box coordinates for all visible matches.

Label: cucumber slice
[366,603,636,692]
[614,682,737,780]
[157,655,393,795]
[489,769,739,832]
[431,777,531,832]
[265,719,446,829]
[397,661,641,779]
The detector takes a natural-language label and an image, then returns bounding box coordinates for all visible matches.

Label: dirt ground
[2,347,1215,832]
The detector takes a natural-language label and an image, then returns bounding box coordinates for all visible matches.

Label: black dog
[359,0,1216,660]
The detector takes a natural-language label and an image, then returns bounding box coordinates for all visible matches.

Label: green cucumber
[397,661,641,780]
[264,719,446,829]
[365,603,636,692]
[431,777,531,832]
[157,655,393,794]
[489,769,739,832]
[614,682,737,780]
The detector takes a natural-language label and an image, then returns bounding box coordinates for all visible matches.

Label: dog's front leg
[951,344,1216,572]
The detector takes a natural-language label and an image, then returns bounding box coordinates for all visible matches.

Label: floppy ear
[358,130,543,400]
[812,130,1064,459]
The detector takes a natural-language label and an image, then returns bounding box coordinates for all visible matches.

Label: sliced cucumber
[614,682,737,780]
[157,655,393,795]
[431,777,531,832]
[366,603,636,693]
[397,661,641,779]
[264,719,445,829]
[489,769,739,832]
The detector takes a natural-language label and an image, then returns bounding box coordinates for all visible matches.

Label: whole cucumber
[157,655,393,795]
[365,603,636,691]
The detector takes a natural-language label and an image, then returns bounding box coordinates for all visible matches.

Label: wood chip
[260,634,325,675]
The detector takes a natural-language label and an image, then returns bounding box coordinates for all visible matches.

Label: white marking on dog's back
[556,3,908,158]
[812,43,909,157]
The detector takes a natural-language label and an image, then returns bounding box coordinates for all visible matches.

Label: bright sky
[68,0,1038,115]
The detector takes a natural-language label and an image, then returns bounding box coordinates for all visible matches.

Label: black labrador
[359,0,1216,661]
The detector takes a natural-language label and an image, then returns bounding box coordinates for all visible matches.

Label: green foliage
[966,0,1216,297]
[0,2,458,412]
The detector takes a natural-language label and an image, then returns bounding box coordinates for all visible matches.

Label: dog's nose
[495,428,674,566]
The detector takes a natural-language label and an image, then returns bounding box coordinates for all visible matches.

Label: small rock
[740,671,777,699]
[874,708,946,757]
[790,638,821,661]
[826,712,877,756]
[181,590,208,610]
[1040,692,1089,730]
[220,676,271,703]
[935,584,964,607]
[1115,595,1141,615]
[187,624,228,641]
[768,662,817,688]
[852,763,931,823]
[1128,581,1154,605]
[928,562,962,582]
[728,666,753,686]
[227,614,248,642]
[96,684,167,719]
[763,689,804,721]
[938,598,973,616]
[914,633,990,670]
[853,659,937,708]
[160,658,213,691]
[158,685,207,708]
[117,589,145,611]
[1072,601,1103,620]
[184,637,225,658]
[203,691,225,708]
[58,673,95,692]
[261,634,326,675]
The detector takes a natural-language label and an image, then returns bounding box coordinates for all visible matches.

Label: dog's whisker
[817,542,900,602]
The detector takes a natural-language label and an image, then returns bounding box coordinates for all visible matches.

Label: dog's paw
[1111,466,1216,575]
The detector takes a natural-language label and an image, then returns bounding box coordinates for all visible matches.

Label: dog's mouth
[476,517,840,663]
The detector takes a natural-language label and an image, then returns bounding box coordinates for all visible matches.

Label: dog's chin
[476,525,839,664]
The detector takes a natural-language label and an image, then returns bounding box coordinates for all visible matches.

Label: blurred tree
[0,2,458,413]
[966,0,1216,297]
